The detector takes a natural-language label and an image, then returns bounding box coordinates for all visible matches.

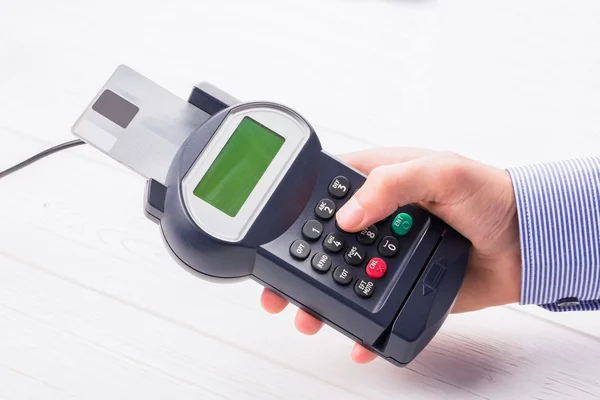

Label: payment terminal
[72,65,470,367]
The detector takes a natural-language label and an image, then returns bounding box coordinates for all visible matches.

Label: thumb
[336,156,448,232]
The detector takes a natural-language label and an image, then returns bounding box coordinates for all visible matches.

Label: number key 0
[378,236,399,257]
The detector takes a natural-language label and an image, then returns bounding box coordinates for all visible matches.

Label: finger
[337,147,435,175]
[351,343,378,364]
[336,156,440,231]
[260,288,289,314]
[294,310,324,335]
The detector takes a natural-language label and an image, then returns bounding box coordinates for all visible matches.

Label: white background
[1,0,599,399]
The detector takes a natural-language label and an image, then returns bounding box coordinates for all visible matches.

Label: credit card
[72,65,211,184]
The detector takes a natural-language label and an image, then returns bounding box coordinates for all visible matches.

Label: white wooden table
[1,1,599,398]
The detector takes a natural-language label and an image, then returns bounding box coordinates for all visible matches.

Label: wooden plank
[1,0,598,167]
[2,244,600,399]
[0,255,367,400]
[507,305,600,339]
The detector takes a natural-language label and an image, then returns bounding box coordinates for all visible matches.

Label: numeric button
[332,266,353,286]
[345,245,366,266]
[290,240,311,260]
[302,220,323,241]
[378,236,399,257]
[315,198,336,220]
[357,225,378,245]
[328,176,351,199]
[354,279,375,298]
[323,233,344,253]
[311,252,332,273]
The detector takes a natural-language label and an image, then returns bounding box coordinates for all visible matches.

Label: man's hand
[260,147,522,364]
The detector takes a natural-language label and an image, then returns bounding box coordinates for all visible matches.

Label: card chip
[92,89,139,129]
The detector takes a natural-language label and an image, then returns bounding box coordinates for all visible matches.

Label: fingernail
[337,197,365,229]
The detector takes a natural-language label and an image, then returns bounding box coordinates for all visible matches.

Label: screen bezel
[181,103,311,242]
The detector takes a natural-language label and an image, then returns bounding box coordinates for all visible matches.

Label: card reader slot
[144,179,168,223]
[371,230,446,352]
[188,84,240,116]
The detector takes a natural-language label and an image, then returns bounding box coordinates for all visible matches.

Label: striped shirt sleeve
[507,157,600,312]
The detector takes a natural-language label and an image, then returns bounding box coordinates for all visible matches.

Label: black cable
[0,139,86,180]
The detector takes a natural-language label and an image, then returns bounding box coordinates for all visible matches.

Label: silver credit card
[72,65,211,184]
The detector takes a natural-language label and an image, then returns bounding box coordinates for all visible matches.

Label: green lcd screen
[193,117,285,217]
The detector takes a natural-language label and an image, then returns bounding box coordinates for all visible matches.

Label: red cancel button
[366,258,387,279]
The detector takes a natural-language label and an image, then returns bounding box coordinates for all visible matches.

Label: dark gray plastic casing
[143,85,470,367]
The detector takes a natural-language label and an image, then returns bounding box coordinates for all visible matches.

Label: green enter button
[391,213,413,236]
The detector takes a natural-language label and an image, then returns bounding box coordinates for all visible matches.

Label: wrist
[502,171,523,304]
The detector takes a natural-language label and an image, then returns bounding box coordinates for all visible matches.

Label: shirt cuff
[506,157,600,311]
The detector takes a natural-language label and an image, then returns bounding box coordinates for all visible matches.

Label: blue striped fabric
[507,157,600,312]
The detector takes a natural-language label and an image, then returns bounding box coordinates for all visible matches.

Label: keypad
[288,174,416,301]
[315,198,336,220]
[302,220,323,241]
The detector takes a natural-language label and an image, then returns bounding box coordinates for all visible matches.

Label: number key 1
[302,220,323,240]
